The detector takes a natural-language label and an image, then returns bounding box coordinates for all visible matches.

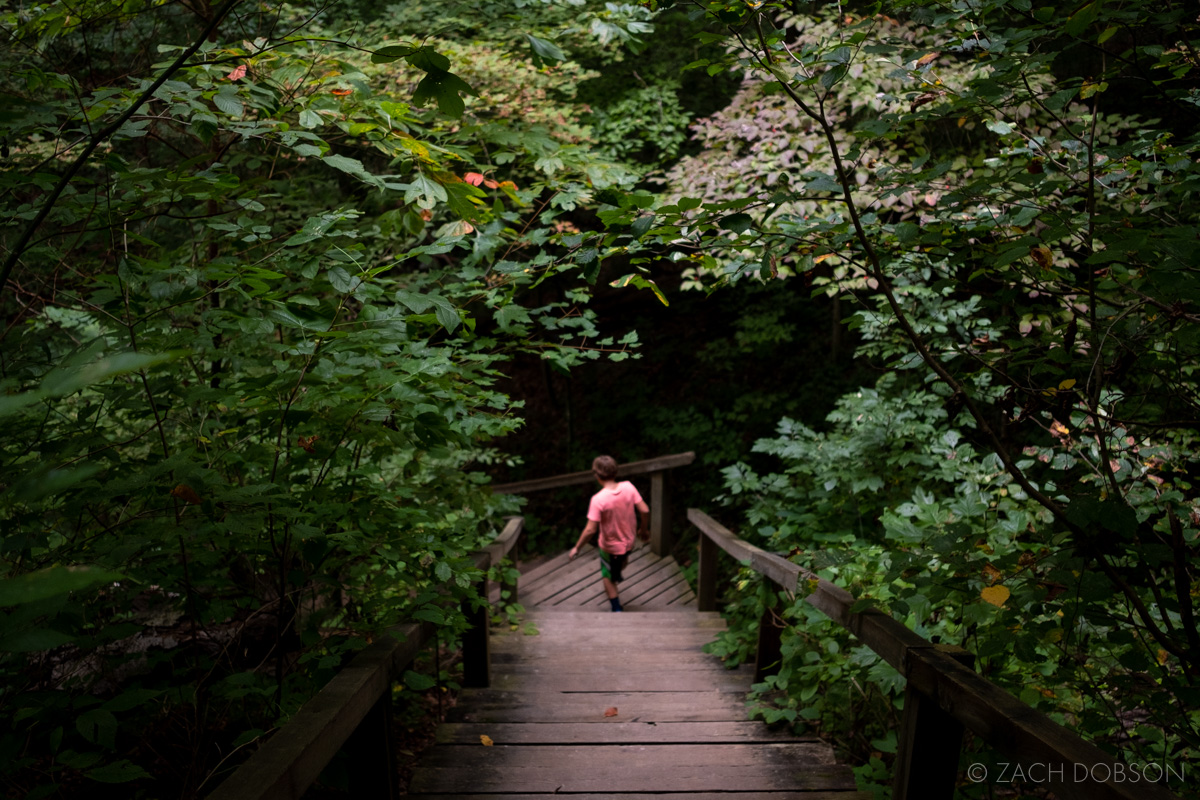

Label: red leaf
[171,484,202,505]
[228,64,247,81]
[463,172,485,186]
[296,435,319,453]
[603,707,618,717]
[330,88,352,96]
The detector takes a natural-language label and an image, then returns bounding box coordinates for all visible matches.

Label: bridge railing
[491,451,695,557]
[689,508,1180,800]
[205,515,524,800]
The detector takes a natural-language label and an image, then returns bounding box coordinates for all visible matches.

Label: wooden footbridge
[208,454,1181,800]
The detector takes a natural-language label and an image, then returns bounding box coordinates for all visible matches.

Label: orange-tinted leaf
[980,585,1010,607]
[296,435,319,453]
[480,734,494,746]
[228,64,247,81]
[603,707,618,717]
[982,563,1002,583]
[1029,245,1053,269]
[915,52,940,68]
[812,253,836,264]
[498,180,518,191]
[463,172,485,186]
[483,179,499,189]
[330,88,352,96]
[171,484,202,505]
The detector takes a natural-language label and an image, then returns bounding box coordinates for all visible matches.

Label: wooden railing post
[697,531,718,612]
[461,578,490,688]
[346,693,397,800]
[753,593,785,683]
[892,644,974,800]
[649,469,671,556]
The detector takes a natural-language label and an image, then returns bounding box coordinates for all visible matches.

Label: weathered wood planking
[435,721,821,745]
[445,690,749,723]
[409,758,857,794]
[501,544,696,609]
[407,794,873,800]
[490,452,696,494]
[411,609,866,798]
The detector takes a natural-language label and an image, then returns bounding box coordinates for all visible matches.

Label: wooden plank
[445,690,749,723]
[489,671,752,693]
[418,742,836,769]
[649,469,670,555]
[574,557,682,608]
[638,573,695,607]
[492,452,696,494]
[521,609,725,624]
[434,721,820,745]
[697,529,718,611]
[490,650,739,667]
[893,645,972,800]
[410,762,854,796]
[688,509,929,671]
[407,792,875,800]
[688,509,800,589]
[205,622,430,800]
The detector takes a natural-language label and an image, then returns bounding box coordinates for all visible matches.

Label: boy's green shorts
[599,550,629,583]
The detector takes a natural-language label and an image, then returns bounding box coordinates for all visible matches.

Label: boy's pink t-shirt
[587,481,644,555]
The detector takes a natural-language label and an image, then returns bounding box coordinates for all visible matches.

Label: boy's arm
[569,520,599,560]
[636,500,650,541]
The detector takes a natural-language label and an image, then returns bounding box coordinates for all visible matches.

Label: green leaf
[524,33,566,67]
[322,154,366,176]
[412,70,476,118]
[405,173,448,210]
[371,43,417,63]
[404,670,437,691]
[610,273,668,306]
[1063,1,1101,37]
[721,213,753,234]
[0,566,122,607]
[86,760,150,784]
[213,89,243,117]
[631,215,655,238]
[406,46,451,73]
[0,628,76,652]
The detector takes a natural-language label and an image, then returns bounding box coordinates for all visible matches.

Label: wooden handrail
[489,451,695,494]
[688,509,1181,800]
[492,452,694,557]
[205,516,524,800]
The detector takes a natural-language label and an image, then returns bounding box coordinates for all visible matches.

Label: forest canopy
[1,0,1198,796]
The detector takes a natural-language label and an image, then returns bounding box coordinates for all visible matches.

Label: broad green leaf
[0,566,122,607]
[403,670,437,691]
[524,33,566,67]
[86,760,151,783]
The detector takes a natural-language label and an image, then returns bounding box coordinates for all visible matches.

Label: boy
[568,455,650,612]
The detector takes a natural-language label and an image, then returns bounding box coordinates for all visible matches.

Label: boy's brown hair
[592,455,619,481]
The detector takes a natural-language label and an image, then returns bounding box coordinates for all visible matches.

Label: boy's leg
[598,551,624,611]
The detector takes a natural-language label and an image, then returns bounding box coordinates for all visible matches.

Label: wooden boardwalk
[411,558,870,799]
[490,543,697,609]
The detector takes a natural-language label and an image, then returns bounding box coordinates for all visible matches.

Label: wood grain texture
[406,793,876,800]
[491,452,696,494]
[412,610,864,797]
[434,721,820,745]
